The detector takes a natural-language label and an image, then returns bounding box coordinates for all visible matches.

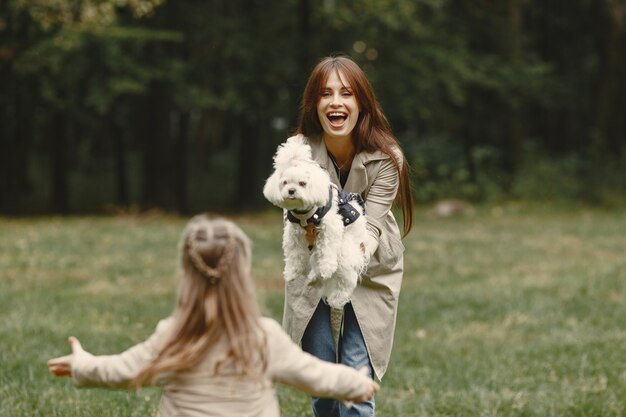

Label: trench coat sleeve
[71,318,174,388]
[362,156,400,258]
[264,319,372,400]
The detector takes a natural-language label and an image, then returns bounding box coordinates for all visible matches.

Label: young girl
[281,55,414,417]
[48,215,378,417]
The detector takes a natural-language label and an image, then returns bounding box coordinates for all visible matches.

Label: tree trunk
[140,83,172,209]
[51,110,69,214]
[1,76,31,214]
[235,120,261,209]
[594,0,626,160]
[175,111,189,214]
[139,100,158,209]
[111,110,129,207]
[299,0,311,75]
[501,0,524,192]
[463,132,477,185]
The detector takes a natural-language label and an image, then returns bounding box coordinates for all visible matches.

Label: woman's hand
[360,242,371,266]
[47,336,84,377]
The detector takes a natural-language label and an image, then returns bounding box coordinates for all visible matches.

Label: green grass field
[1,206,625,416]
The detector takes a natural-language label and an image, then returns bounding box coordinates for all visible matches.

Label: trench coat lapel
[308,136,388,196]
[343,153,367,194]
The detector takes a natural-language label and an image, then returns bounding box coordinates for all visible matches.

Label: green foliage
[15,0,164,29]
[7,1,172,114]
[510,146,583,202]
[16,23,182,113]
[408,135,502,202]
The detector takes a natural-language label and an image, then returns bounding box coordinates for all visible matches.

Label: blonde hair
[134,215,267,385]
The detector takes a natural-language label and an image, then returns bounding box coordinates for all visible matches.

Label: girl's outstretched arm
[47,318,173,389]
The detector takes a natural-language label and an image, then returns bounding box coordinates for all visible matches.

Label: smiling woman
[279,55,415,417]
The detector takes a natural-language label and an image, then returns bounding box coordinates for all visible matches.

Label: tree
[9,0,179,213]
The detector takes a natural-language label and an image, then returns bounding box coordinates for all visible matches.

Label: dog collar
[287,187,333,227]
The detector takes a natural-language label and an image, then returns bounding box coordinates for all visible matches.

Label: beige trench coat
[282,135,405,380]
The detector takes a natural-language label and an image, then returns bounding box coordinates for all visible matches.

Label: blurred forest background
[1,0,625,215]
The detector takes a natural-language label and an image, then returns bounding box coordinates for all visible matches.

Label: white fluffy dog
[263,136,368,308]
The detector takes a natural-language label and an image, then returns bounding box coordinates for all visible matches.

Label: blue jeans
[301,300,375,417]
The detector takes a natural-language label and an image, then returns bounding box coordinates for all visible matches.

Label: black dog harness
[287,185,366,228]
[287,186,365,250]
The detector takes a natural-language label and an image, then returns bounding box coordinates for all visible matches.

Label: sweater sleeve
[264,319,372,399]
[71,317,174,389]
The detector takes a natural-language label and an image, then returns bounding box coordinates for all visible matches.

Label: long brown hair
[296,55,414,237]
[134,215,266,385]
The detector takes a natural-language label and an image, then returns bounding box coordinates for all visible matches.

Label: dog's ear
[263,171,283,206]
[306,166,332,206]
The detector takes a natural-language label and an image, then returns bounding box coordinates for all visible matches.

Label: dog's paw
[317,263,338,280]
[306,270,319,283]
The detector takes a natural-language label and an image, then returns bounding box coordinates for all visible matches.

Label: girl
[281,55,414,417]
[48,215,378,417]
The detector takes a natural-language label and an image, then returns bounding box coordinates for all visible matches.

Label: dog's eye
[282,180,288,185]
[299,181,307,187]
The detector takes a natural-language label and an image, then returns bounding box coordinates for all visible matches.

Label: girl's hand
[344,366,380,407]
[47,336,84,377]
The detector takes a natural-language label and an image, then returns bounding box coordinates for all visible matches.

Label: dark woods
[1,0,625,215]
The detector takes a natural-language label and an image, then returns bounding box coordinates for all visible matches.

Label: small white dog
[263,136,368,308]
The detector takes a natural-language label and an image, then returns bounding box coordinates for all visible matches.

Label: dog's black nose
[288,188,296,195]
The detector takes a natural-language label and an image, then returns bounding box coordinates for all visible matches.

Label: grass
[1,206,625,416]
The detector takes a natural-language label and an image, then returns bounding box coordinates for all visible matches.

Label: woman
[281,55,414,417]
[48,215,378,417]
